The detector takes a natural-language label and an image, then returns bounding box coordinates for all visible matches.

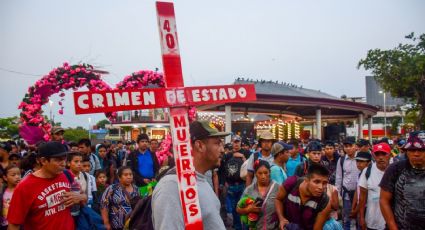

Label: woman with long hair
[237,160,279,230]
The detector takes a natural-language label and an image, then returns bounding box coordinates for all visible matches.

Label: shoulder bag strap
[262,182,276,208]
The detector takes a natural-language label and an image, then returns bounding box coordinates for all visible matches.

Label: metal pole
[49,100,53,125]
[316,108,321,140]
[368,116,373,144]
[383,92,387,137]
[88,118,92,140]
[225,105,232,143]
[358,113,364,139]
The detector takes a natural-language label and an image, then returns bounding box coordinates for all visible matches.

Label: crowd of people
[0,123,424,230]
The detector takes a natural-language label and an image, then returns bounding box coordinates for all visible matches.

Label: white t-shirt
[358,163,386,230]
[75,172,97,207]
[246,152,274,172]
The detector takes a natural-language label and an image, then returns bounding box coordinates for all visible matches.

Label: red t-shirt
[7,172,75,230]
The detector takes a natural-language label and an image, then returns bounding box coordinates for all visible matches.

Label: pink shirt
[2,188,13,226]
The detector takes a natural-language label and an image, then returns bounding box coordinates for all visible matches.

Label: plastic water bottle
[70,178,81,216]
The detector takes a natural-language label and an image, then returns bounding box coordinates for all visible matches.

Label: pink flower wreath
[18,63,198,164]
[18,62,115,144]
[115,70,197,165]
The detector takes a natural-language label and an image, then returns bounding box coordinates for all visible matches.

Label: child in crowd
[1,165,21,230]
[20,153,40,178]
[7,155,21,168]
[67,153,97,208]
[92,170,108,214]
[350,152,372,222]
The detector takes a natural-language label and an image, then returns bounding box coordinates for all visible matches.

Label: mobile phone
[255,197,264,207]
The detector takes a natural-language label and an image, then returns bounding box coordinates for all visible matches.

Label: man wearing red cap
[379,133,425,230]
[358,143,391,230]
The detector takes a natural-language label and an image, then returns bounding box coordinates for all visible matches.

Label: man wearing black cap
[241,138,253,155]
[356,139,371,153]
[294,141,324,177]
[379,133,425,230]
[152,120,229,230]
[128,133,160,187]
[7,141,86,230]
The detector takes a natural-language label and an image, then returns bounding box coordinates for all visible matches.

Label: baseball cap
[357,139,370,147]
[190,120,230,142]
[343,137,356,145]
[37,141,70,158]
[232,135,241,142]
[241,139,250,146]
[224,143,233,150]
[397,139,406,147]
[271,142,293,156]
[51,126,65,134]
[372,142,391,155]
[355,151,372,161]
[305,141,322,152]
[402,135,425,150]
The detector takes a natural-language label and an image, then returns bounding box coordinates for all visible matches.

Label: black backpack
[224,157,244,182]
[127,168,176,230]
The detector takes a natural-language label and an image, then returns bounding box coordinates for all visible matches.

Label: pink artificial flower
[59,92,65,97]
[76,68,81,73]
[58,109,63,115]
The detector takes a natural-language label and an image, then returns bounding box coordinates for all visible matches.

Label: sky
[1,0,424,128]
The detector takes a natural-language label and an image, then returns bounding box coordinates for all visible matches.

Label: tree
[358,33,425,129]
[63,128,96,143]
[0,117,19,139]
[96,119,111,129]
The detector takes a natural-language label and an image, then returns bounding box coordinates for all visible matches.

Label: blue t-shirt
[137,150,154,179]
[286,154,304,177]
[270,163,287,185]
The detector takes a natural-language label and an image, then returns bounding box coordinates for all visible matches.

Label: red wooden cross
[73,2,256,229]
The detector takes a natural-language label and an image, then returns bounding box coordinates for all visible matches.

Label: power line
[0,67,41,77]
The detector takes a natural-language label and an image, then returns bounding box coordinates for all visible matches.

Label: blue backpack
[63,170,106,230]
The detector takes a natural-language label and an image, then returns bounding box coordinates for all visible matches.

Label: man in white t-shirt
[358,142,391,230]
[245,131,275,187]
